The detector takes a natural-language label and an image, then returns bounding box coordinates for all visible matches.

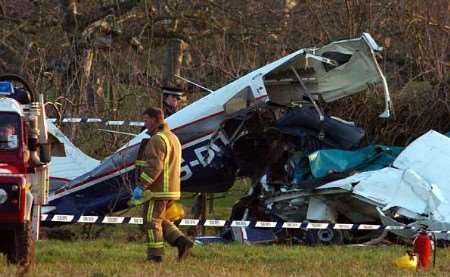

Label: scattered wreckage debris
[39,31,450,249]
[42,32,412,246]
[44,32,392,218]
[223,130,450,245]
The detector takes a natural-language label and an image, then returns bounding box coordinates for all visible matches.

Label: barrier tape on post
[49,118,144,127]
[40,214,450,234]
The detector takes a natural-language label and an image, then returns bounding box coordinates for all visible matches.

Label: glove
[131,186,143,200]
[128,185,151,207]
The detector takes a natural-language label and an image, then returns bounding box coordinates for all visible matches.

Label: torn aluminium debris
[227,130,450,244]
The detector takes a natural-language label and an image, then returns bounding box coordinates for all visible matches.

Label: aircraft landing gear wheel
[306,228,344,245]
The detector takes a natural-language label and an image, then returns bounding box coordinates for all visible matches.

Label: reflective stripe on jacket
[135,123,181,200]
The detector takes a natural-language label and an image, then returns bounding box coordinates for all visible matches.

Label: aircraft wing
[313,131,450,239]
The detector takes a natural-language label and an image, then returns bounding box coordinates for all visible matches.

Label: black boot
[175,236,194,261]
[147,255,163,263]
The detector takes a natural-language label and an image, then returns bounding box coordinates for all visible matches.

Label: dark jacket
[163,102,177,118]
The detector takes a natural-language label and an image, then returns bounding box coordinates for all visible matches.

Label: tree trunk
[162,37,186,87]
[80,49,95,113]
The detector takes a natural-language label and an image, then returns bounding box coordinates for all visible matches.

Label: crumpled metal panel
[318,131,450,227]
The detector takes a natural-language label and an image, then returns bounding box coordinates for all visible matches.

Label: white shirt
[0,135,18,149]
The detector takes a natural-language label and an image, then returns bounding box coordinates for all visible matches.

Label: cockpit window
[0,114,20,150]
[223,86,254,114]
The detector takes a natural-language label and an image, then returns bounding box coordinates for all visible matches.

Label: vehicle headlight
[0,188,7,204]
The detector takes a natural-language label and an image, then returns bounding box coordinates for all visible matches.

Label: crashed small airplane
[45,33,392,217]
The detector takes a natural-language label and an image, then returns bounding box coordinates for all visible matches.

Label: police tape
[48,118,144,127]
[40,214,450,233]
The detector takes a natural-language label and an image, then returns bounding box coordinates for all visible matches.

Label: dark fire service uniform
[135,122,188,258]
[162,101,177,118]
[161,87,184,118]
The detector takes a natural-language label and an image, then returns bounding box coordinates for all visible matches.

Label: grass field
[0,241,449,276]
[1,181,449,276]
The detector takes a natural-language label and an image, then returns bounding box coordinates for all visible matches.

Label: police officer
[132,107,193,262]
[161,86,184,118]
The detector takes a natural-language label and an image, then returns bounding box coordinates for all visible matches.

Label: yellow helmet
[166,201,185,222]
[394,252,418,270]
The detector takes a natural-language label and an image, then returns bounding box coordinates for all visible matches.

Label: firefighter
[161,86,184,118]
[132,107,193,262]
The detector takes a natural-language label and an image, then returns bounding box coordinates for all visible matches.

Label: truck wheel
[9,222,35,266]
[0,229,12,258]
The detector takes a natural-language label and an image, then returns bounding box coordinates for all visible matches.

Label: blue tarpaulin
[308,145,404,178]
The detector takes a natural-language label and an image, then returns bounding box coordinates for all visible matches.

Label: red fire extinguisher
[413,228,435,269]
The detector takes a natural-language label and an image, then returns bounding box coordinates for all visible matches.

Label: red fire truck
[0,74,50,265]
